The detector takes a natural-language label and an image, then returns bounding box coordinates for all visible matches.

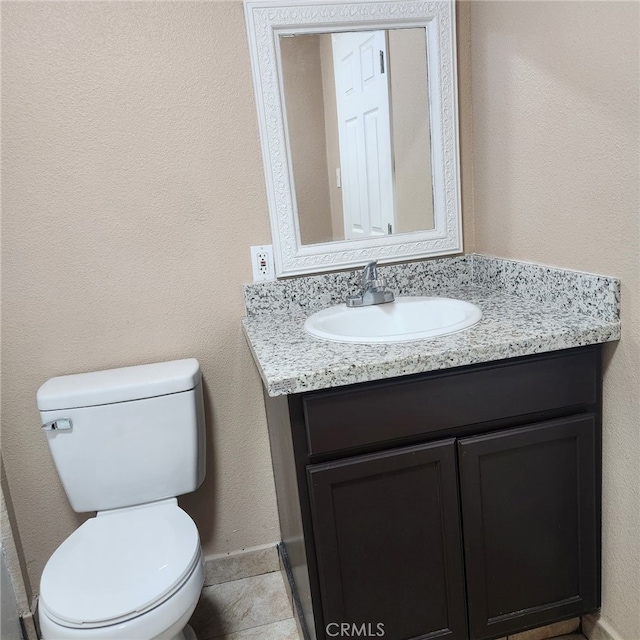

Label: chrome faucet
[346,261,395,307]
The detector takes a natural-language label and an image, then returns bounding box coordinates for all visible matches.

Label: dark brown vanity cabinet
[263,346,602,640]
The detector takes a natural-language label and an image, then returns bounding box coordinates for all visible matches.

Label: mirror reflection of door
[332,31,395,240]
[280,28,435,247]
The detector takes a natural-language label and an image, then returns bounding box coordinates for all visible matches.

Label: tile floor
[188,569,588,640]
[189,571,299,640]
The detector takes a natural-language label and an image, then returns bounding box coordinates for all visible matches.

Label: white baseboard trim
[582,614,626,640]
[203,543,279,586]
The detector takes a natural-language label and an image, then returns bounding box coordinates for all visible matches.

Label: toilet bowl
[38,499,204,640]
[37,360,207,640]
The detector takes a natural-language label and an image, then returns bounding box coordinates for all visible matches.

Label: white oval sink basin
[304,296,482,344]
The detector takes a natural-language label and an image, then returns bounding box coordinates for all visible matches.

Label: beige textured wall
[457,1,475,252]
[280,35,334,245]
[1,1,279,595]
[471,2,640,638]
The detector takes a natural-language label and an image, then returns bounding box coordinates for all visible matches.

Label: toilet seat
[40,499,200,629]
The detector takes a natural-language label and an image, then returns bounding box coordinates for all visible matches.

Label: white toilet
[36,359,206,640]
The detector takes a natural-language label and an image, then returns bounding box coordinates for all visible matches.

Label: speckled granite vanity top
[242,254,620,397]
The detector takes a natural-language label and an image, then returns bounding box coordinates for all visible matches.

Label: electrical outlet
[250,245,275,282]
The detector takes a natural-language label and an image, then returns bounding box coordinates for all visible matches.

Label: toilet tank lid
[37,359,201,411]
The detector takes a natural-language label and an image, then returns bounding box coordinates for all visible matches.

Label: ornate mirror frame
[244,0,462,277]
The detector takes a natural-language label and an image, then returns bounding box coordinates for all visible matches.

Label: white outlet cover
[250,245,275,282]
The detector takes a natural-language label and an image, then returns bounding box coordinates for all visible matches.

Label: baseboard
[582,614,626,640]
[203,543,279,586]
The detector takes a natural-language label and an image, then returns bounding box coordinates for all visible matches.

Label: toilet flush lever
[41,418,72,432]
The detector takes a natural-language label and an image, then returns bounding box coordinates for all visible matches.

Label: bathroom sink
[304,296,482,344]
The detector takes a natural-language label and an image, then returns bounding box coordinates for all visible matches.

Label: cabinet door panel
[308,440,467,640]
[459,415,599,640]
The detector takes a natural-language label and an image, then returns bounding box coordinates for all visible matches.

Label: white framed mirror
[245,0,461,277]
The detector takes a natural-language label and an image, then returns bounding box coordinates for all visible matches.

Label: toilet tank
[37,359,206,513]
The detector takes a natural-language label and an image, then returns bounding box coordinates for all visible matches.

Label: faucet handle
[346,260,395,307]
[362,260,378,286]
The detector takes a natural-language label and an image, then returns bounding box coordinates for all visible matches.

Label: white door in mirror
[333,30,394,240]
[304,297,482,343]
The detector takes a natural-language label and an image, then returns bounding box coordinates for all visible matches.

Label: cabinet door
[308,440,467,640]
[459,415,599,640]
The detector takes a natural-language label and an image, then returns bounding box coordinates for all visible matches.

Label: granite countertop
[242,255,621,397]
